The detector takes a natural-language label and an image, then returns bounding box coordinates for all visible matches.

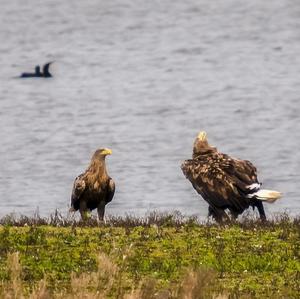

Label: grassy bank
[0,213,299,298]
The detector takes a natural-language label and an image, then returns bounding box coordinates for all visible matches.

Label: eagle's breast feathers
[71,171,115,211]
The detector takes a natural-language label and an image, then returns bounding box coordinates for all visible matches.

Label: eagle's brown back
[181,151,259,212]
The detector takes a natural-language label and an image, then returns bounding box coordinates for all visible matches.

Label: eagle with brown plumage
[181,132,281,222]
[70,148,115,221]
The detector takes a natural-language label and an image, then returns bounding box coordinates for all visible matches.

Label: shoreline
[0,210,299,227]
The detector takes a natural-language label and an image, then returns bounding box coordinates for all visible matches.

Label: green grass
[0,213,299,298]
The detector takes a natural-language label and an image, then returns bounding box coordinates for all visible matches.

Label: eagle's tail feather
[254,189,282,203]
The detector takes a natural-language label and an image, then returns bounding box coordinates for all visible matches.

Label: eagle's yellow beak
[197,131,207,141]
[102,148,112,156]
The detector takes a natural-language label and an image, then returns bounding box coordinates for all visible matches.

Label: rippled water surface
[0,0,299,218]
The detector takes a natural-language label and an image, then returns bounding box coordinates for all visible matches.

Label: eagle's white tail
[253,189,282,203]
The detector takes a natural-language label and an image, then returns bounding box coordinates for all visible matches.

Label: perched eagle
[181,132,281,222]
[70,148,115,221]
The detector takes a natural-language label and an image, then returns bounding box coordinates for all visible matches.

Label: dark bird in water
[41,62,52,77]
[70,148,115,221]
[181,131,281,222]
[20,62,53,78]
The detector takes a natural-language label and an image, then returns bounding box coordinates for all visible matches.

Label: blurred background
[0,0,299,219]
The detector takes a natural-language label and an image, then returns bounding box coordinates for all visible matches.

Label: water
[0,0,299,219]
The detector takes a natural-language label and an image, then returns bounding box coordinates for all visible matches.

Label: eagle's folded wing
[181,154,254,211]
[106,178,115,204]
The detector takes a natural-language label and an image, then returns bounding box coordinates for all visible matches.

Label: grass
[0,212,299,298]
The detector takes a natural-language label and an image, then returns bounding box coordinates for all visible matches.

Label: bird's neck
[193,147,217,159]
[90,159,107,177]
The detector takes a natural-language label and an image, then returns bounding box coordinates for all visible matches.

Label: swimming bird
[42,62,52,77]
[70,148,115,221]
[20,62,53,78]
[181,131,281,222]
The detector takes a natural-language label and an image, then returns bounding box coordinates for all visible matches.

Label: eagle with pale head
[70,148,115,221]
[181,132,281,222]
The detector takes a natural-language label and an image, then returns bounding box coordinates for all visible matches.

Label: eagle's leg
[208,206,229,223]
[229,208,239,221]
[79,201,89,221]
[255,200,266,221]
[97,201,106,222]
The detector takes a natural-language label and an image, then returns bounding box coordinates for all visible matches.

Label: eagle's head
[197,131,207,142]
[92,148,112,161]
[193,131,216,158]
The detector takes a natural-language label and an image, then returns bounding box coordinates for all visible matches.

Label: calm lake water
[0,0,299,219]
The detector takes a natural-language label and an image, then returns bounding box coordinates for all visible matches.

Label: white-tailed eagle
[181,132,281,222]
[70,148,115,221]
